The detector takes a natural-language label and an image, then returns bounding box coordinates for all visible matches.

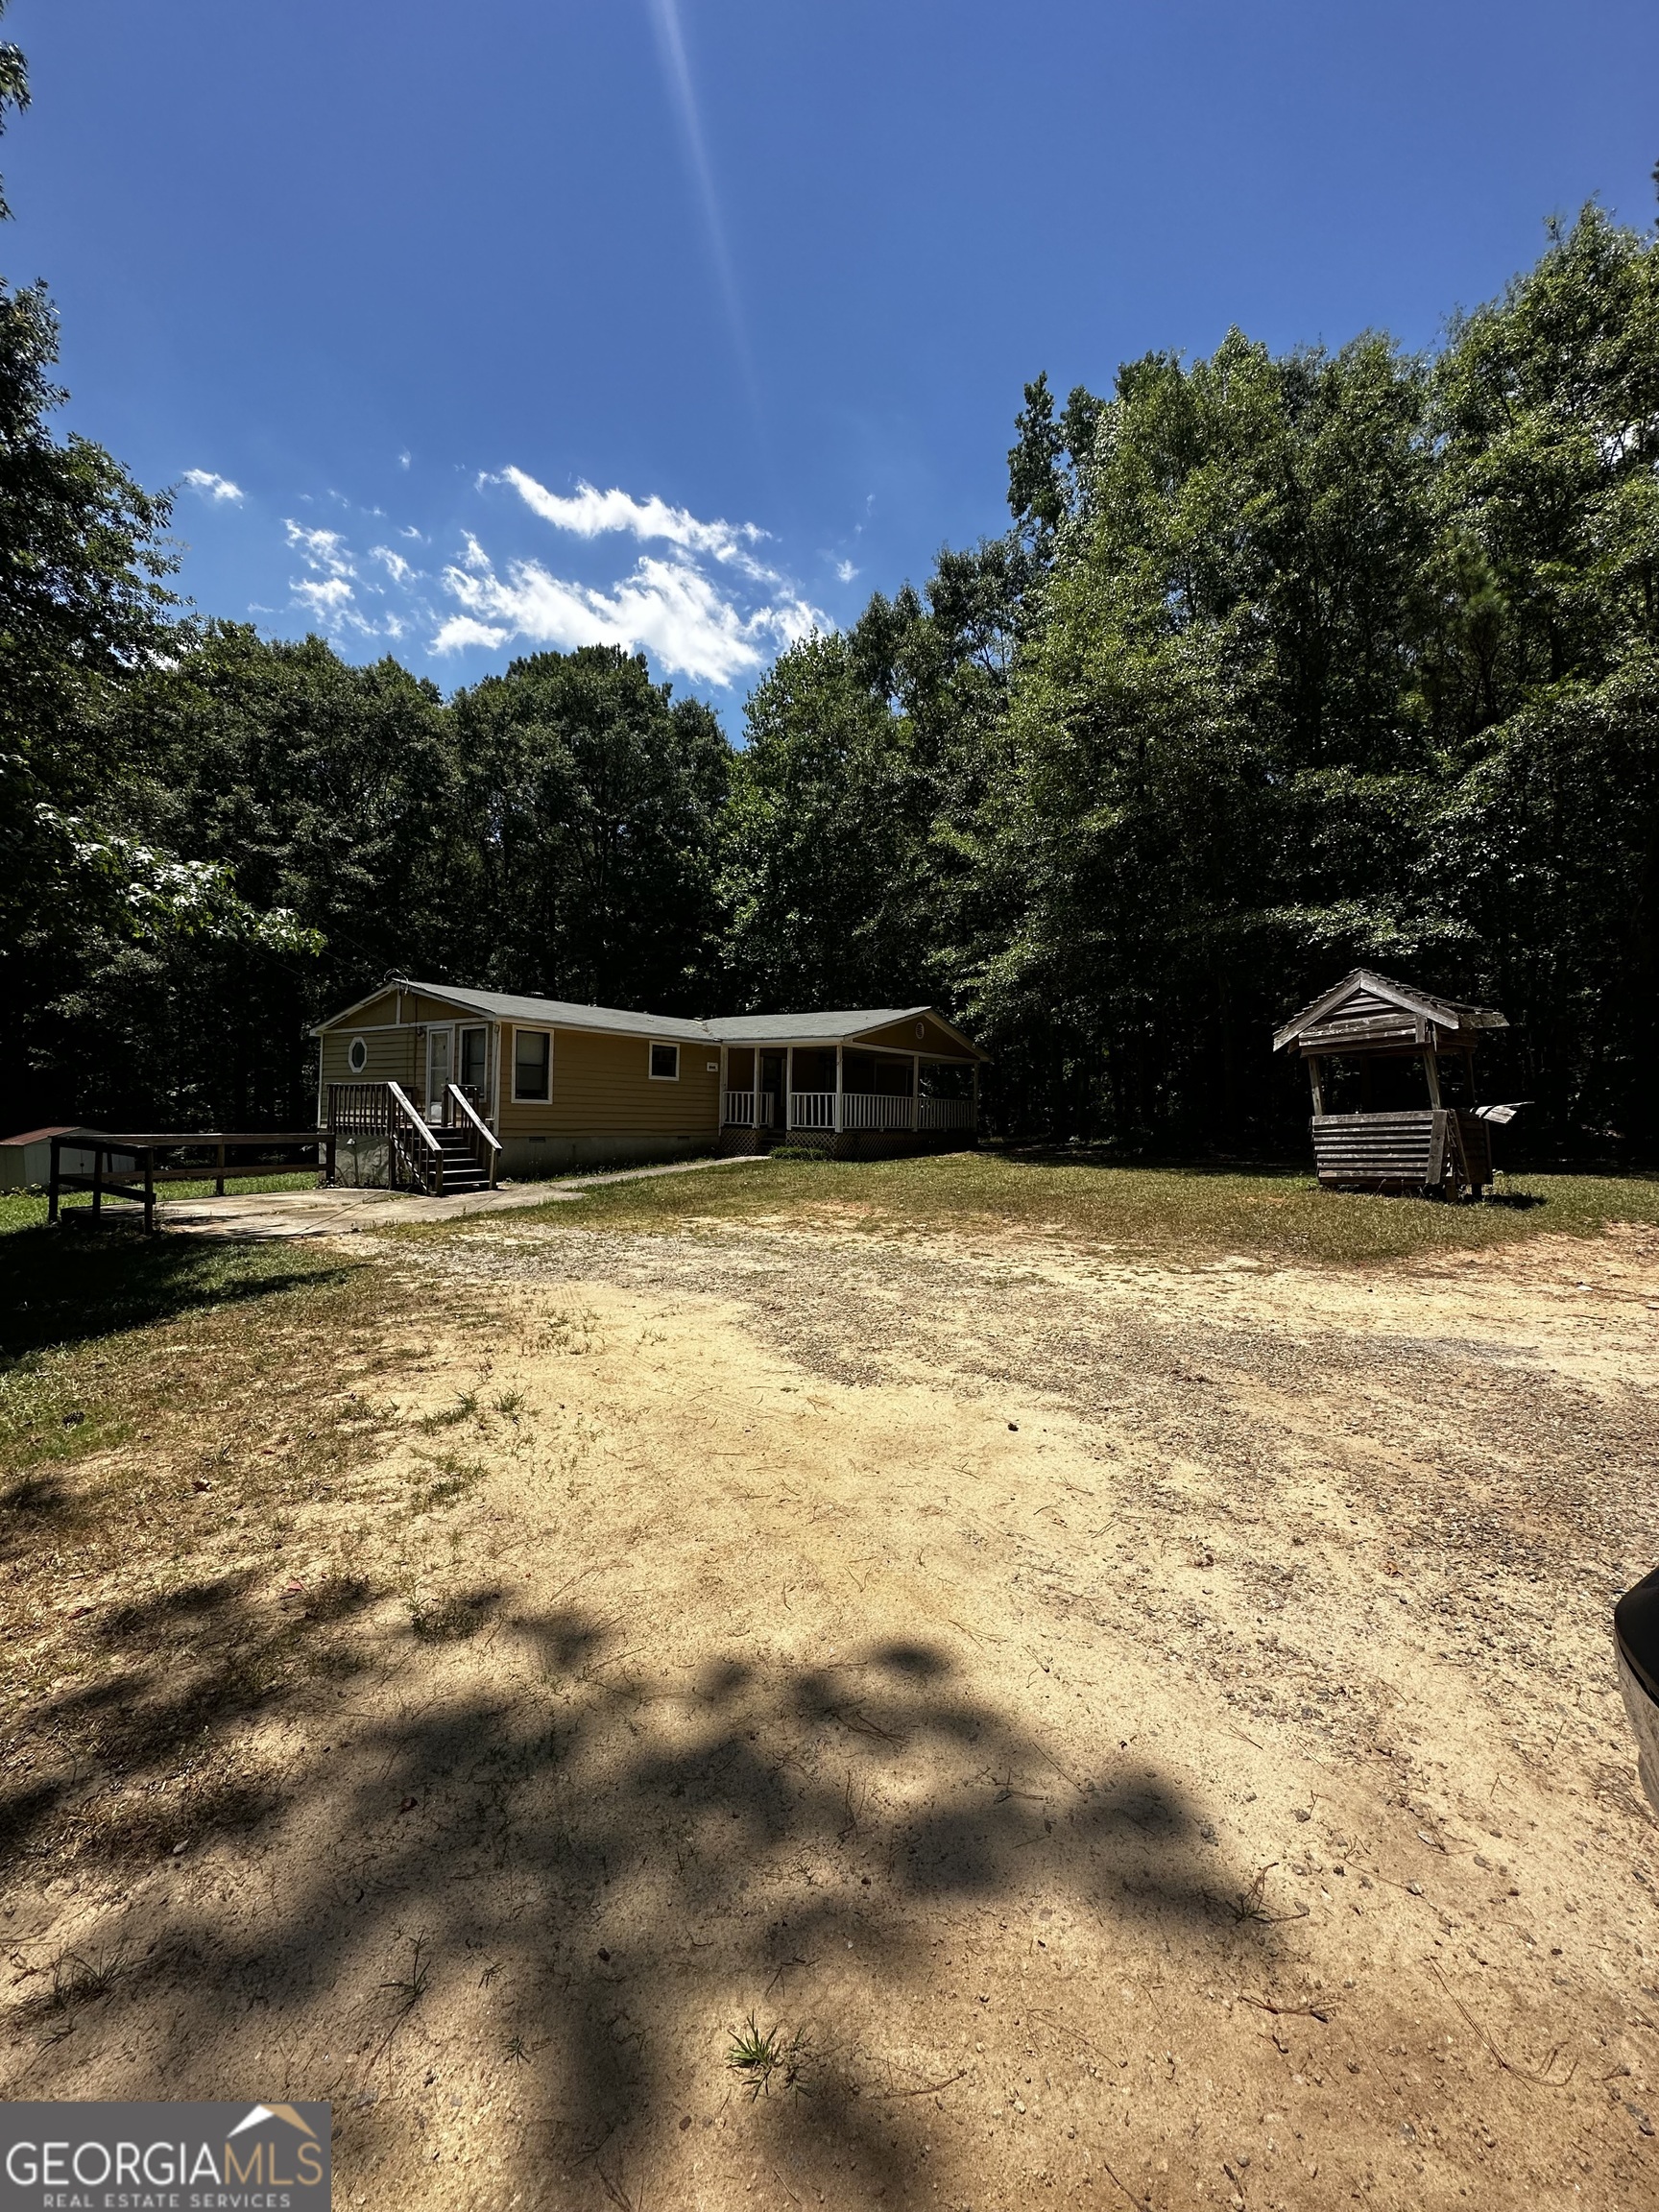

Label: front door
[425,1027,451,1119]
[458,1025,490,1112]
[760,1050,786,1131]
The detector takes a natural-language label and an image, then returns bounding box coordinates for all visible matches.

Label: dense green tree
[449,646,732,1013]
[1425,207,1659,1140]
[719,629,942,1010]
[42,626,453,1126]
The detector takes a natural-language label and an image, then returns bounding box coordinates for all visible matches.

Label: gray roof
[318,980,983,1056]
[710,1008,985,1056]
[322,979,712,1043]
[707,1006,926,1044]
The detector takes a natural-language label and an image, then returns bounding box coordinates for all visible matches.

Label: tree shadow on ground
[0,1222,350,1362]
[4,1591,1282,2207]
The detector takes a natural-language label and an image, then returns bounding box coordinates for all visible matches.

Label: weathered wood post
[48,1135,60,1224]
[143,1144,156,1234]
[216,1138,227,1196]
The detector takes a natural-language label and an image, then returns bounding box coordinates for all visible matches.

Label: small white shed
[0,1126,93,1192]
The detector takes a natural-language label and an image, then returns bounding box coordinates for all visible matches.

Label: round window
[914,1021,926,1040]
[348,1037,368,1074]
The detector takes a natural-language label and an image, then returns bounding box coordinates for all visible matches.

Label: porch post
[1307,1054,1325,1116]
[752,1042,761,1133]
[786,1046,795,1132]
[972,1061,980,1137]
[911,1051,920,1132]
[835,1044,844,1133]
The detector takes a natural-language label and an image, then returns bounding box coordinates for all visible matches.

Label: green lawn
[512,1147,1659,1266]
[9,1151,1659,1275]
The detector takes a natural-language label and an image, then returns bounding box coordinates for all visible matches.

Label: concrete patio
[150,1152,762,1238]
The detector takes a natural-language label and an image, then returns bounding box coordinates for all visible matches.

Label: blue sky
[7,1,1658,719]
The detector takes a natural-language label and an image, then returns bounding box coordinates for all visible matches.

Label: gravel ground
[6,1212,1657,2211]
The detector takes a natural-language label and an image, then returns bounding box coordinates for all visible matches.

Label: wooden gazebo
[1272,969,1511,1197]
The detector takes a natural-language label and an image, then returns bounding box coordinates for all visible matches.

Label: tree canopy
[5,0,1656,1156]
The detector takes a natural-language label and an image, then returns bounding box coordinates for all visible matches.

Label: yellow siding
[494,1024,721,1139]
[318,1024,419,1090]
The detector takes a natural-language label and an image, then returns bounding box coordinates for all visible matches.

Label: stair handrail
[445,1082,502,1189]
[386,1080,443,1194]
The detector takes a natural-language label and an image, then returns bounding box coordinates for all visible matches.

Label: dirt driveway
[5,1211,1658,2210]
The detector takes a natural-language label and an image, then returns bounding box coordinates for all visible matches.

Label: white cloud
[398,450,412,469]
[371,545,419,588]
[493,466,770,572]
[435,546,820,686]
[263,476,819,687]
[182,468,243,503]
[284,519,370,634]
[292,577,357,622]
[284,520,354,578]
[833,558,858,584]
[431,613,511,653]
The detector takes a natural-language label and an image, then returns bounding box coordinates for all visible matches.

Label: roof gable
[1273,968,1506,1053]
[315,979,712,1043]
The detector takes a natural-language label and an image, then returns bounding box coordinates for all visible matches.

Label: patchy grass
[456,1147,1659,1266]
[0,1208,508,1884]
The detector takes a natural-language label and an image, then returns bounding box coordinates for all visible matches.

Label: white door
[425,1028,452,1119]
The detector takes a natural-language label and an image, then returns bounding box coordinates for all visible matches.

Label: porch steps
[434,1127,491,1195]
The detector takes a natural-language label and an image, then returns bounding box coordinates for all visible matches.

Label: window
[347,1037,368,1074]
[649,1042,680,1081]
[513,1028,551,1102]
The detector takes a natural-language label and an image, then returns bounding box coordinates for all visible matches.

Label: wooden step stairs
[434,1126,491,1195]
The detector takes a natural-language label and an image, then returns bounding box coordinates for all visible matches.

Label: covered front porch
[717,1039,979,1157]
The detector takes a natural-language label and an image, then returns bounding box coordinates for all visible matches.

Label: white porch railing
[730,1088,975,1135]
[723,1091,776,1127]
[840,1092,915,1131]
